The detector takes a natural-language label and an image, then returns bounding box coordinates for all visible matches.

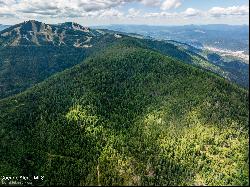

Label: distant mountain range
[2,23,249,55]
[0,20,248,186]
[95,24,249,55]
[0,21,248,100]
[0,24,10,31]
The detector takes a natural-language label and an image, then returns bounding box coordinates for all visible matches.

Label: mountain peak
[59,22,90,32]
[0,20,99,47]
[0,20,55,46]
[23,20,43,25]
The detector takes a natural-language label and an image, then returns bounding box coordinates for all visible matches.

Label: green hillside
[1,21,247,100]
[0,45,248,186]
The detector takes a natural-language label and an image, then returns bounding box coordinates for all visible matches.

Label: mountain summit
[58,22,90,32]
[0,20,104,47]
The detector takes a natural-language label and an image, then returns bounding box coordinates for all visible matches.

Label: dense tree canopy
[0,45,248,185]
[1,21,248,100]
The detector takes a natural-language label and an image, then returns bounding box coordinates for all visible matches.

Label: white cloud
[140,0,161,6]
[13,0,65,16]
[2,0,134,18]
[183,8,201,17]
[144,11,178,18]
[144,8,201,19]
[161,0,181,10]
[0,0,16,5]
[0,7,15,17]
[0,0,16,6]
[0,0,249,25]
[127,8,141,18]
[208,5,249,17]
[99,9,124,18]
[77,0,125,12]
[144,5,248,20]
[0,0,16,17]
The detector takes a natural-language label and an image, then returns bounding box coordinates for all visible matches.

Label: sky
[0,0,249,26]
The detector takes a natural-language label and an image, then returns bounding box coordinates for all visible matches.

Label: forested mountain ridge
[0,20,123,99]
[0,21,248,100]
[98,24,249,88]
[0,20,105,47]
[0,44,248,186]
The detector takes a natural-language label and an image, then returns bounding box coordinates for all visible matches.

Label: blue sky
[0,0,249,25]
[122,0,248,12]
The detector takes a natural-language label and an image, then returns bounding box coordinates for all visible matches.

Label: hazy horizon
[1,21,249,27]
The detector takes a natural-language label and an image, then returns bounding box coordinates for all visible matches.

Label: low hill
[0,45,248,186]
